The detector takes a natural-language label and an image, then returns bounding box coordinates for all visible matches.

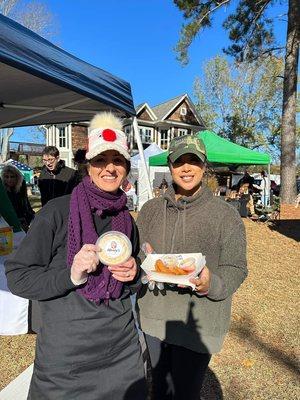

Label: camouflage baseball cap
[168,135,206,163]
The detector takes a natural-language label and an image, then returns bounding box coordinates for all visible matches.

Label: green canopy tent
[149,131,271,166]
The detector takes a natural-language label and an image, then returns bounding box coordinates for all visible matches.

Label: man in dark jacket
[38,146,77,206]
[237,170,255,191]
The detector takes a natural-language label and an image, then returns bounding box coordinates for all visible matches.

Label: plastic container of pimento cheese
[96,231,132,266]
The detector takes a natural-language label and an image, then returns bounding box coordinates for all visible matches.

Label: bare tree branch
[0,0,18,16]
[195,0,230,27]
[240,0,273,59]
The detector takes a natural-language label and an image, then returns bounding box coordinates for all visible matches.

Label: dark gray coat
[38,161,77,206]
[5,195,146,400]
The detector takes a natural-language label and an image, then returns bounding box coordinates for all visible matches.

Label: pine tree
[174,0,299,203]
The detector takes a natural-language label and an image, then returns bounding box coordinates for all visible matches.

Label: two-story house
[45,94,205,167]
[124,93,205,152]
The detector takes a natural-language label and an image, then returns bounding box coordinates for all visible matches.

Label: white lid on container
[96,231,132,266]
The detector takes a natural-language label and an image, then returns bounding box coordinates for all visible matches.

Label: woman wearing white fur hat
[5,112,147,400]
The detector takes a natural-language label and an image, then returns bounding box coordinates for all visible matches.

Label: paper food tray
[141,253,206,289]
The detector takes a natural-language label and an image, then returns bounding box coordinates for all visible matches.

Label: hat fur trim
[90,112,123,131]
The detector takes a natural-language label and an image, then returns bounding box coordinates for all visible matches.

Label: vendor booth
[139,130,272,211]
[0,13,150,335]
[149,130,271,166]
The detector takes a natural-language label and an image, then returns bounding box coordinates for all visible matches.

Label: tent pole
[132,116,153,200]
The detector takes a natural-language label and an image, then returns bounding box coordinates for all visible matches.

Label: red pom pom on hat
[102,129,117,142]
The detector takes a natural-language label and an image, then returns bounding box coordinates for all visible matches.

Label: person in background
[136,135,247,400]
[1,164,35,232]
[238,184,256,218]
[254,170,270,207]
[0,178,22,232]
[38,146,77,206]
[33,170,39,186]
[121,178,137,211]
[5,112,147,400]
[73,148,88,182]
[159,178,169,191]
[237,169,255,191]
[64,148,89,193]
[238,184,257,217]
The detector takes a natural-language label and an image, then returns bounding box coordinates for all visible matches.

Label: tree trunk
[280,0,299,204]
[0,128,14,162]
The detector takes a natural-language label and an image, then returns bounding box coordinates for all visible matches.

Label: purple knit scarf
[67,176,132,303]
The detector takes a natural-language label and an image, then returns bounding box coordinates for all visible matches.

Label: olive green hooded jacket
[136,184,247,354]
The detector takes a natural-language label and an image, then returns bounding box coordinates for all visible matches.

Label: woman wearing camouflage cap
[137,135,248,399]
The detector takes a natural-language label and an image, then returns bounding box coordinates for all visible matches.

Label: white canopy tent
[130,143,164,209]
[131,143,164,168]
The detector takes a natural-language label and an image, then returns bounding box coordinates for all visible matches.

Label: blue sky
[11,0,288,143]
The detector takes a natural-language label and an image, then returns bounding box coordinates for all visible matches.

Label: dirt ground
[201,218,300,400]
[1,218,299,399]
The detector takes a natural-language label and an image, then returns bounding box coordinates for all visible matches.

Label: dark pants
[145,334,211,400]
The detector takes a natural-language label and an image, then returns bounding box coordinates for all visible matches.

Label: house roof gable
[151,94,184,120]
[135,94,205,127]
[136,103,157,120]
[162,94,204,126]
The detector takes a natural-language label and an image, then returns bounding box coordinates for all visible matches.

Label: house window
[180,106,187,116]
[178,129,187,137]
[160,129,169,150]
[139,127,153,143]
[58,127,67,148]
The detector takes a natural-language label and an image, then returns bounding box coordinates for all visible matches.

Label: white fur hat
[86,112,130,160]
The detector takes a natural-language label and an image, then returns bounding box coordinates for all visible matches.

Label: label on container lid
[96,231,132,266]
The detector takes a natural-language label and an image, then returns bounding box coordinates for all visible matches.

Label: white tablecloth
[0,231,28,335]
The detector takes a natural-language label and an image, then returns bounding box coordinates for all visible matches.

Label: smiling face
[170,153,206,198]
[88,150,128,193]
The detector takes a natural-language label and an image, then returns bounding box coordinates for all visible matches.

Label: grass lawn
[1,213,299,399]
